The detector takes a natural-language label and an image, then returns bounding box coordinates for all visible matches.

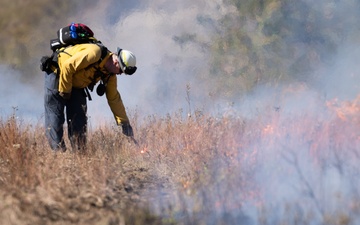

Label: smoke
[70,0,228,124]
[312,44,360,101]
[1,0,360,223]
[0,65,43,123]
[2,0,360,123]
[1,0,225,125]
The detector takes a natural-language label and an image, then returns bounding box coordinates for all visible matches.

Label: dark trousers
[44,72,87,151]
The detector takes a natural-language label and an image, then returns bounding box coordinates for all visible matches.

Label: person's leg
[44,72,66,151]
[66,88,88,151]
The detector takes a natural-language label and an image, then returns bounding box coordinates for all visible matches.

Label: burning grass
[0,95,360,224]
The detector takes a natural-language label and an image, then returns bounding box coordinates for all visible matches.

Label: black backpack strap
[84,87,92,101]
[88,69,107,91]
[96,41,109,62]
[40,50,61,74]
[86,42,110,91]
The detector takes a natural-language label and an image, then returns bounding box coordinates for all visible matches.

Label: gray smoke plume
[1,1,360,223]
[0,0,230,125]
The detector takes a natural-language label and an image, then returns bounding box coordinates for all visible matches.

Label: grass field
[1,1,360,223]
[1,91,360,225]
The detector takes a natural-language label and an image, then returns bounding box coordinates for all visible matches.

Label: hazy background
[0,0,229,125]
[1,0,360,124]
[1,1,360,223]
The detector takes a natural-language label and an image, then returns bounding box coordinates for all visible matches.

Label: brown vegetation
[0,109,250,225]
[1,92,360,224]
[1,2,360,223]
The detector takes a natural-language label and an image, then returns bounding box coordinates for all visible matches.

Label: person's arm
[105,75,130,125]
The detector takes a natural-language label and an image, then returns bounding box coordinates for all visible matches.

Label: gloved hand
[59,92,71,100]
[122,123,134,137]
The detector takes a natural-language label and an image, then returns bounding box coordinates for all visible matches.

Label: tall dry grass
[1,96,360,224]
[0,109,249,225]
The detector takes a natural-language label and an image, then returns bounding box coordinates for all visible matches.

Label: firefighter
[44,43,137,151]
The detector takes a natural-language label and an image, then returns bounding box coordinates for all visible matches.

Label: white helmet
[117,48,137,75]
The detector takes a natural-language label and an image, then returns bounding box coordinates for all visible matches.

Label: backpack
[50,23,96,51]
[40,22,109,100]
[40,22,107,73]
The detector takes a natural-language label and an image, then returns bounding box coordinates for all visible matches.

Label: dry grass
[0,110,249,225]
[1,96,360,224]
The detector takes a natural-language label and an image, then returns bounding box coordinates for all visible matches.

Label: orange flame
[326,95,360,122]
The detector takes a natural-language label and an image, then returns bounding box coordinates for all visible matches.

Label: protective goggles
[117,48,137,75]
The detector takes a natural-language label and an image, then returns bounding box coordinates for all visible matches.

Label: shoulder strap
[86,43,110,92]
[96,42,109,62]
[80,42,109,70]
